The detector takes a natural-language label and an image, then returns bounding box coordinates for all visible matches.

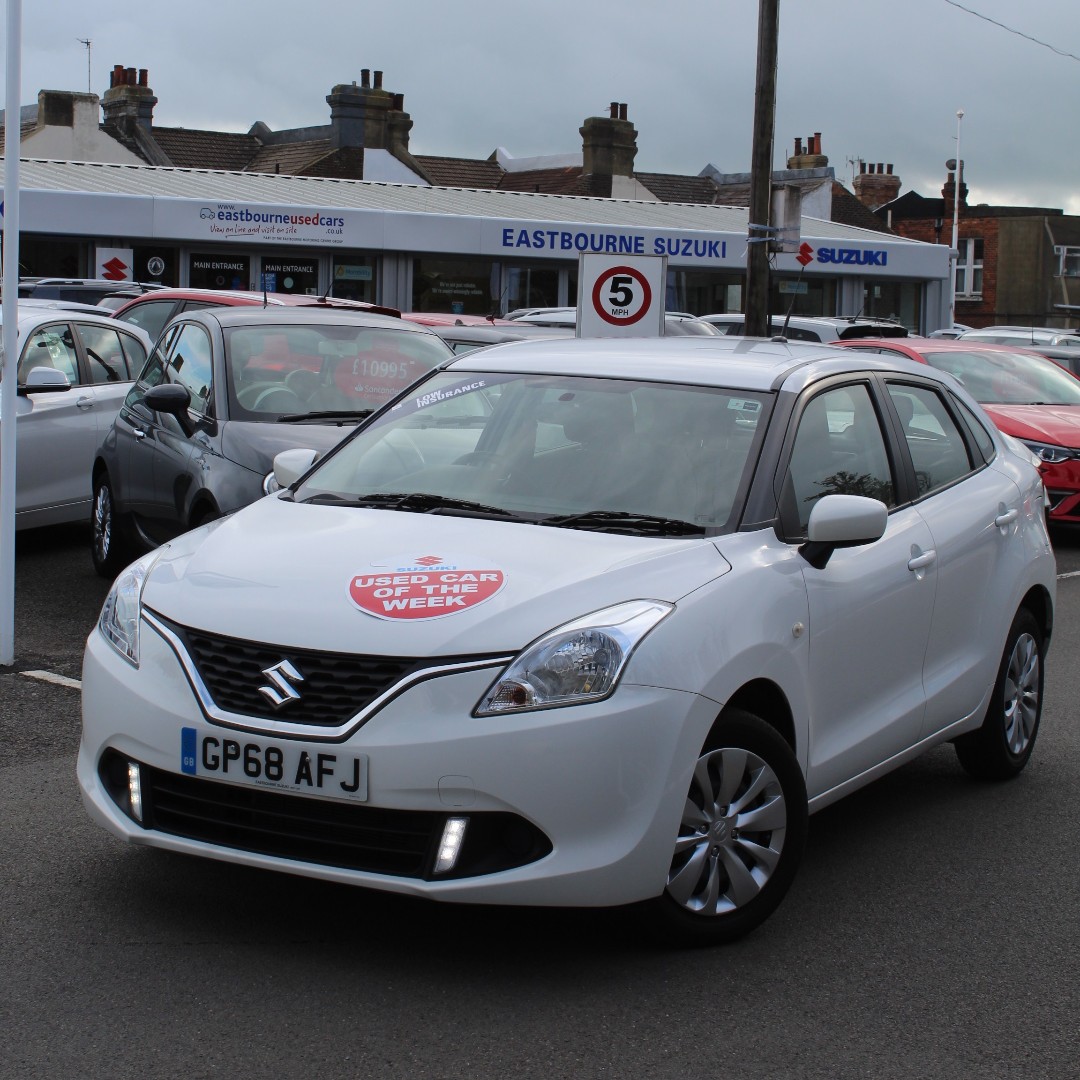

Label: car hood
[220,421,362,476]
[143,495,731,655]
[982,403,1080,447]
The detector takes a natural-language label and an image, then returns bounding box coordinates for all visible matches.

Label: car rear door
[883,380,1029,735]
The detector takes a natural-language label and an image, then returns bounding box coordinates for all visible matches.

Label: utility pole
[745,0,780,338]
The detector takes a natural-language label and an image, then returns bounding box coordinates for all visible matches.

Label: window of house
[955,238,984,298]
[1057,247,1080,278]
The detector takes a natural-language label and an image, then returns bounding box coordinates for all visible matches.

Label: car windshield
[923,349,1080,406]
[292,370,769,535]
[225,323,452,421]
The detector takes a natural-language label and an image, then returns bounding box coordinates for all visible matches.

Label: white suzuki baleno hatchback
[79,336,1055,944]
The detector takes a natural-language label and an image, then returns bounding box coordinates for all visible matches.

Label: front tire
[954,608,1044,780]
[647,708,807,946]
[90,473,135,579]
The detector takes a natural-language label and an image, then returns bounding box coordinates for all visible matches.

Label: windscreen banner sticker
[349,555,506,619]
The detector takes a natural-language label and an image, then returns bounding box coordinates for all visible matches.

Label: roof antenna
[77,39,92,93]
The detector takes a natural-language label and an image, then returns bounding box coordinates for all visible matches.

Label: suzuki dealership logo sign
[794,241,888,268]
[96,247,133,281]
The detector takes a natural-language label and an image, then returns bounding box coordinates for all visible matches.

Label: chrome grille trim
[143,608,512,742]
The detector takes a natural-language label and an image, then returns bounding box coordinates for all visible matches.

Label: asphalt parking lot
[3,522,1080,1079]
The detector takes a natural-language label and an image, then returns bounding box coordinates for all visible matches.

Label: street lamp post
[948,108,964,329]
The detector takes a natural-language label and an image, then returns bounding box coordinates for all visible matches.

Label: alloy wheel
[1004,631,1040,756]
[666,746,787,916]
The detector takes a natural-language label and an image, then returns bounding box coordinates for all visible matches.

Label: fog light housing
[99,749,149,826]
[127,762,144,823]
[433,817,469,874]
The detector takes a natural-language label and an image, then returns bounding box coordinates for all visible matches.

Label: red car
[835,337,1080,525]
[111,288,399,344]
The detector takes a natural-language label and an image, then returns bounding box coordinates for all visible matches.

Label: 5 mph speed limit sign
[577,253,667,338]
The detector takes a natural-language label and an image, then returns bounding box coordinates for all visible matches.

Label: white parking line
[1058,570,1080,580]
[21,669,82,691]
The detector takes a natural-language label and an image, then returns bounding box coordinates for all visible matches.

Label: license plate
[181,727,368,802]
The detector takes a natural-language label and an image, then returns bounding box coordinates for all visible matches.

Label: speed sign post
[576,253,667,338]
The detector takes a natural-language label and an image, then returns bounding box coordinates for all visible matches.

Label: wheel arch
[723,679,797,754]
[188,493,222,528]
[1020,584,1053,648]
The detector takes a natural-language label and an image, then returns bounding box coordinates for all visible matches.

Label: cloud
[11,0,1080,213]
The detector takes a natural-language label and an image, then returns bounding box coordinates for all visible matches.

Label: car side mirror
[144,382,196,436]
[17,367,71,394]
[800,494,888,570]
[270,448,319,492]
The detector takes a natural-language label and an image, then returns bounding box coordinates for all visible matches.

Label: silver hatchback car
[3,307,151,530]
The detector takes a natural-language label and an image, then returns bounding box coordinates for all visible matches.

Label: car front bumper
[78,619,720,908]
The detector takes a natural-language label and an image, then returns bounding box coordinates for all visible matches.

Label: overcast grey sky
[7,0,1080,214]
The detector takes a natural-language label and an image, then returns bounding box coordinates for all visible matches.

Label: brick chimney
[942,161,968,219]
[327,69,410,151]
[101,65,157,139]
[853,161,901,209]
[786,132,828,170]
[581,102,638,179]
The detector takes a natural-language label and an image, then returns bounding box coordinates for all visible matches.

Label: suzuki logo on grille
[258,659,305,708]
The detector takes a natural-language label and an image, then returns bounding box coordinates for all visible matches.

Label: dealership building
[0,68,953,328]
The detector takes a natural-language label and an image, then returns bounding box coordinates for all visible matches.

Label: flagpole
[1,0,24,665]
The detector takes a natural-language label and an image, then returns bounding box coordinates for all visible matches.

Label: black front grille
[144,763,440,877]
[101,753,553,880]
[149,611,500,729]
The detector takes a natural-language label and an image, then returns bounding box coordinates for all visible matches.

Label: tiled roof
[636,173,729,205]
[246,139,333,175]
[830,183,894,234]
[416,156,503,189]
[498,167,591,196]
[151,127,261,171]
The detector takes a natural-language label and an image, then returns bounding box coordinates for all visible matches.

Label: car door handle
[133,428,146,440]
[995,508,1019,529]
[75,395,94,411]
[907,549,937,572]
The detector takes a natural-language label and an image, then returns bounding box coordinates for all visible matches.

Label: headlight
[475,600,674,716]
[98,552,159,666]
[1021,439,1074,464]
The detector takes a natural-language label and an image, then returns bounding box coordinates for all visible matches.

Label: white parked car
[79,335,1055,943]
[1,307,151,530]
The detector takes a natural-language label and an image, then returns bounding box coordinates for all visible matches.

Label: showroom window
[413,257,499,315]
[330,258,376,302]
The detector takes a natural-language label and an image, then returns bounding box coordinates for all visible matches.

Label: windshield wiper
[301,491,525,521]
[539,510,706,537]
[276,409,375,423]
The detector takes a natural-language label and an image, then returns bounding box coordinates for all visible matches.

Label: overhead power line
[943,1,1080,64]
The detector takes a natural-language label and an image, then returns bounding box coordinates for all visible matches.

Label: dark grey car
[91,307,452,576]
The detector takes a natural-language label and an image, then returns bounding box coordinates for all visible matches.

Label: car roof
[3,305,148,330]
[439,333,936,394]
[178,306,441,334]
[703,313,908,339]
[840,336,1056,356]
[109,288,400,318]
[401,311,519,327]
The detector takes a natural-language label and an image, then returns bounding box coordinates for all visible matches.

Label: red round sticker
[349,560,506,620]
